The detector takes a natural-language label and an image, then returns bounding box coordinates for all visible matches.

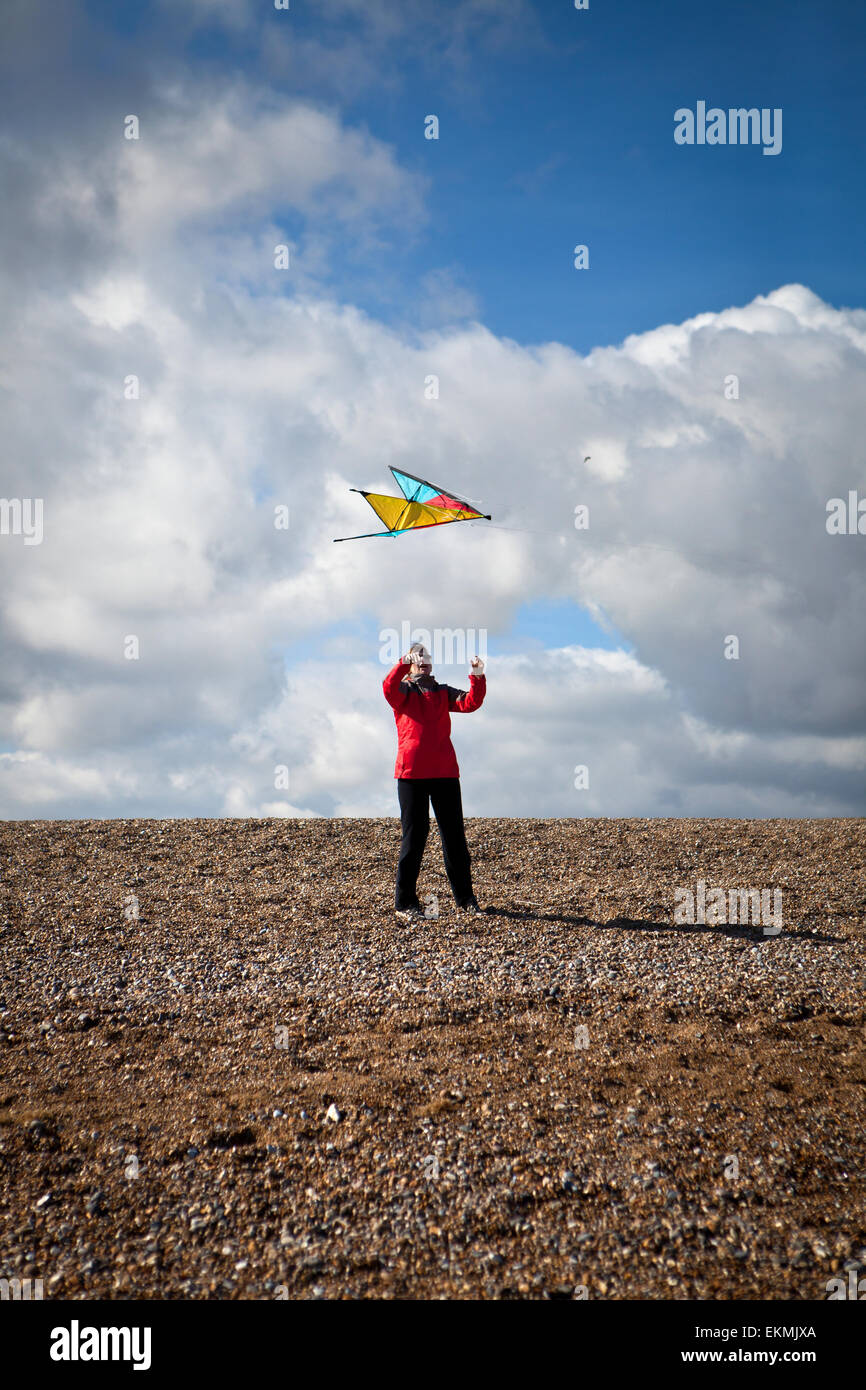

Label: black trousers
[395,777,474,909]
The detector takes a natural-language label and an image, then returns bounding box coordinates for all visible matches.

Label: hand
[470,656,485,675]
[401,653,414,666]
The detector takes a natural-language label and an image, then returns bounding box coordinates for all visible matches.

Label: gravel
[0,816,863,1300]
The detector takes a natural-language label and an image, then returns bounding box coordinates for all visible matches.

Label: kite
[333,467,491,542]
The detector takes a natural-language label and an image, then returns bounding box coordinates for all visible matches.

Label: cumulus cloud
[1,55,864,820]
[113,87,425,245]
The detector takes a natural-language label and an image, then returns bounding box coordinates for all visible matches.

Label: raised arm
[448,658,486,713]
[383,659,412,710]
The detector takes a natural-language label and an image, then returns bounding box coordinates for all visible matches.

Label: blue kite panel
[391,469,439,504]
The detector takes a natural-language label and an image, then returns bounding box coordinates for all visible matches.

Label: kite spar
[333,467,491,542]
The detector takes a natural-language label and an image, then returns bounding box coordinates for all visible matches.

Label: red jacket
[383,661,486,779]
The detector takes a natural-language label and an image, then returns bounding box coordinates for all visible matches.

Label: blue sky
[281,600,627,673]
[83,0,866,351]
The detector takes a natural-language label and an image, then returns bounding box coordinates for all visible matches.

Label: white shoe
[396,904,425,924]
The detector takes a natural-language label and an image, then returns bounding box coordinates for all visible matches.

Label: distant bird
[584,456,591,463]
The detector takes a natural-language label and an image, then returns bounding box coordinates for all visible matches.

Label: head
[408,643,433,681]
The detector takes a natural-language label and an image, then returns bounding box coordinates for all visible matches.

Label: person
[383,642,486,922]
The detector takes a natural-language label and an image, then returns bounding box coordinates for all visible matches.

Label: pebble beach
[1,816,863,1300]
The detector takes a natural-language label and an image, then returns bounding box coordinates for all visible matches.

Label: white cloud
[581,437,631,482]
[113,86,424,244]
[1,75,864,819]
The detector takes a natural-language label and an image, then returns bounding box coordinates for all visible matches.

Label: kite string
[472,521,569,537]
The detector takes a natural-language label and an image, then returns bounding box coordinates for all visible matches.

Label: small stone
[325,1104,342,1123]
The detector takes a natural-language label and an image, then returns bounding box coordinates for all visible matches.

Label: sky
[0,0,864,819]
